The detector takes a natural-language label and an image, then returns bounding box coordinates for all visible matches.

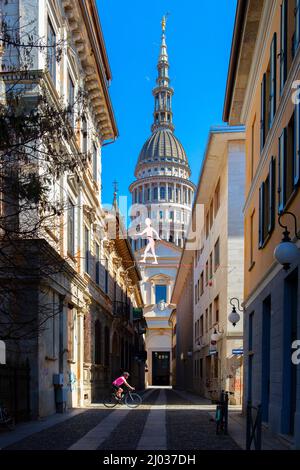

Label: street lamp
[228,298,242,327]
[274,211,300,270]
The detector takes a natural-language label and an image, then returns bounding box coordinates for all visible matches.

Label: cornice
[240,0,277,124]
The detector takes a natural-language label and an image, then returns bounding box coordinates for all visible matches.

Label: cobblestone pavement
[2,388,240,450]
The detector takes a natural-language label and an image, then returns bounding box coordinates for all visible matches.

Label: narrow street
[1,389,240,451]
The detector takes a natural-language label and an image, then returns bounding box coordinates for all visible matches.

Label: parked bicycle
[215,391,234,435]
[103,388,142,409]
[0,403,15,431]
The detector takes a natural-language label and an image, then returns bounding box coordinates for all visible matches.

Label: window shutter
[259,182,265,248]
[270,33,277,126]
[294,91,300,186]
[280,0,288,94]
[260,74,266,152]
[268,157,276,233]
[278,128,287,212]
[296,0,300,52]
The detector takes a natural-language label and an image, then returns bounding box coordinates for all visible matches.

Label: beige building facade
[0,0,145,420]
[172,126,245,403]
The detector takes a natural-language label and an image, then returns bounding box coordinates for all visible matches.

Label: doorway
[152,351,170,386]
[282,270,298,435]
[261,296,271,423]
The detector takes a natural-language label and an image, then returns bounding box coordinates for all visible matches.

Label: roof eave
[223,0,248,123]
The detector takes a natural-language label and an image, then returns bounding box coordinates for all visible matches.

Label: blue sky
[98,0,237,206]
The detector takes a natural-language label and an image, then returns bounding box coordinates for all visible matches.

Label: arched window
[153,187,158,200]
[160,185,166,200]
[94,320,102,365]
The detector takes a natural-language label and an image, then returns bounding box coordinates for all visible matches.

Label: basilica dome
[136,128,189,172]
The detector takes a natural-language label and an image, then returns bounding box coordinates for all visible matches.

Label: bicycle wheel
[103,394,118,408]
[125,392,142,408]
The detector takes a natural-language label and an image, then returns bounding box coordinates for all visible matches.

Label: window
[200,315,203,337]
[209,200,213,228]
[209,304,212,328]
[205,261,209,285]
[259,157,276,247]
[278,111,297,212]
[168,185,173,201]
[104,258,109,294]
[170,211,174,221]
[280,0,288,94]
[205,308,208,332]
[214,180,220,215]
[155,285,167,303]
[95,243,100,285]
[214,238,220,271]
[67,306,75,362]
[67,198,75,256]
[206,211,209,238]
[153,187,158,200]
[269,34,277,127]
[195,284,198,304]
[82,116,87,153]
[47,18,56,83]
[209,252,213,279]
[250,210,255,267]
[94,320,102,365]
[200,272,204,296]
[214,296,219,324]
[160,185,166,200]
[93,144,98,181]
[200,358,203,378]
[68,72,75,128]
[84,226,90,274]
[260,73,266,152]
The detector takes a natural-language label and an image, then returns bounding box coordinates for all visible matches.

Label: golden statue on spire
[161,15,166,32]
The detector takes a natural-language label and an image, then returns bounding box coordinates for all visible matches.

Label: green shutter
[268,157,276,233]
[270,33,277,126]
[259,183,265,248]
[260,74,266,152]
[278,128,287,212]
[280,0,288,94]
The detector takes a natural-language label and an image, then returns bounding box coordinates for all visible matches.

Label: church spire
[151,15,174,134]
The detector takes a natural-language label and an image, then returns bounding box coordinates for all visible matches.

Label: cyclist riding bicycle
[112,371,135,400]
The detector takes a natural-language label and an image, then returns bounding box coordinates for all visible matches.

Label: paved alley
[0,389,240,451]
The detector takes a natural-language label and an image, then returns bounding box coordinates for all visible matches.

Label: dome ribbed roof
[136,129,188,168]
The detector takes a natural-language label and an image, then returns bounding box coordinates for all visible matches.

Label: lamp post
[274,211,300,270]
[228,298,243,327]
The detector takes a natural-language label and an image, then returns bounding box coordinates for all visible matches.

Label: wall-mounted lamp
[274,211,300,270]
[228,298,243,327]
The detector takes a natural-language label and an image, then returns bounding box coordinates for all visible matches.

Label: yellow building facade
[224,0,300,447]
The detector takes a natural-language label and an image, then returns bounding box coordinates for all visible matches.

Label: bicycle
[0,403,15,431]
[215,391,234,435]
[103,388,142,409]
